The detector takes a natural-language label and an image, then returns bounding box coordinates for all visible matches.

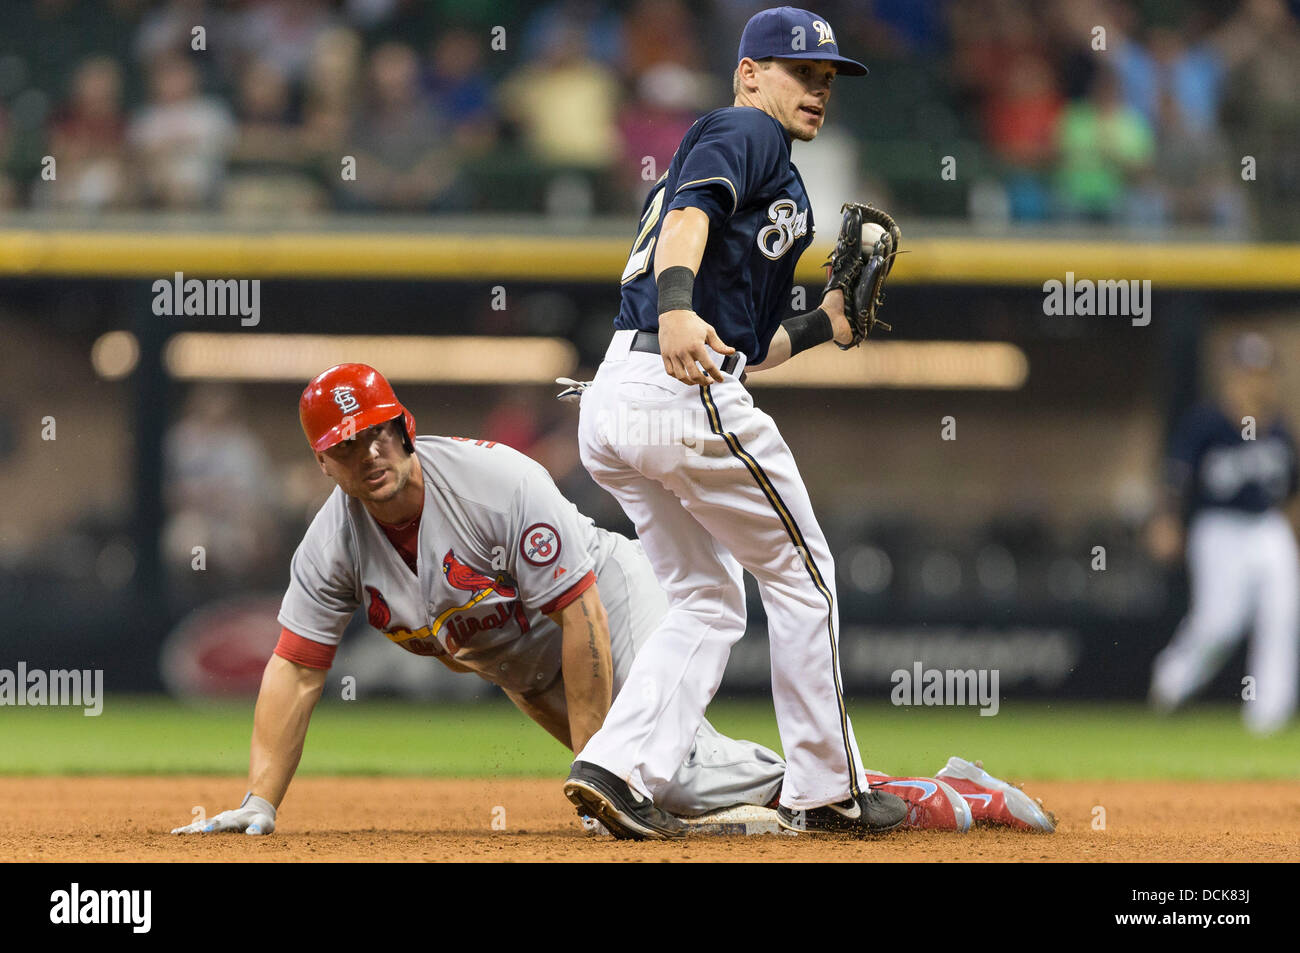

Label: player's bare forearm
[247,654,327,808]
[653,206,737,384]
[654,207,710,277]
[502,687,572,750]
[551,585,613,754]
[1144,485,1187,563]
[749,290,852,373]
[822,289,853,345]
[747,326,792,373]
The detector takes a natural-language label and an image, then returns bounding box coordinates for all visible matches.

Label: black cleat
[776,789,908,836]
[563,760,687,840]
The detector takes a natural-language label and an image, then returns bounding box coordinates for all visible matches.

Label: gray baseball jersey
[274,433,786,815]
[276,435,619,694]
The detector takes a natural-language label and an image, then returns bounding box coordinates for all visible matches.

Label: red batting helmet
[299,363,416,453]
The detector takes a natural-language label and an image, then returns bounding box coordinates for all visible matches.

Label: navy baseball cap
[738,7,868,76]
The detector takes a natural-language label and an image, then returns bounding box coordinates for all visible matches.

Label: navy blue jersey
[1168,404,1299,516]
[614,106,814,366]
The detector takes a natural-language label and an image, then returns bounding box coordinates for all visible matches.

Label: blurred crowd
[0,0,1297,233]
[947,0,1300,233]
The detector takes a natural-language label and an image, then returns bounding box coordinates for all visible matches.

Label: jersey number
[620,185,666,284]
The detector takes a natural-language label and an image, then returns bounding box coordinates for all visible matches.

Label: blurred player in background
[1148,332,1300,734]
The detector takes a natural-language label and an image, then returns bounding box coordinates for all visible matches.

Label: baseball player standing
[563,7,910,838]
[1148,332,1300,734]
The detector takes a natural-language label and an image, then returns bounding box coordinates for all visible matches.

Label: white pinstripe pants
[574,331,868,809]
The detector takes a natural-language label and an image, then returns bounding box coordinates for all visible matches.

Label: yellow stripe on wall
[1,230,1297,288]
[888,239,1300,288]
[0,231,628,280]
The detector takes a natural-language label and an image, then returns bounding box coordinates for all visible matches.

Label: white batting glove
[171,793,277,836]
[555,378,592,403]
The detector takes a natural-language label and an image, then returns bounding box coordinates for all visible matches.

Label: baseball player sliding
[563,7,911,838]
[172,364,1054,837]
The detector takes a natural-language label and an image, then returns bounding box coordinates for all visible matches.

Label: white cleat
[935,757,1056,833]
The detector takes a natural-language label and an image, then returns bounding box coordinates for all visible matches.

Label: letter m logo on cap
[737,7,868,76]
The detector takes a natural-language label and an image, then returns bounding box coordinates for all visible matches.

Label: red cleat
[935,757,1056,833]
[865,774,972,832]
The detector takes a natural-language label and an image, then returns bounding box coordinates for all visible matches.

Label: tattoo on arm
[580,599,600,678]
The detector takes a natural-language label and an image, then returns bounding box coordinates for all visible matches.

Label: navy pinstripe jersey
[1168,403,1299,516]
[614,106,814,366]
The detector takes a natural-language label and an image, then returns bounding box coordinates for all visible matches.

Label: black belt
[630,330,741,375]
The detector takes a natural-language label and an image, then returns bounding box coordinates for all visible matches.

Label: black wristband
[656,266,696,315]
[781,308,833,356]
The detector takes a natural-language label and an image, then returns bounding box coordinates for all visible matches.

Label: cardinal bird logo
[442,551,518,598]
[424,549,520,640]
[376,550,529,652]
[365,585,391,629]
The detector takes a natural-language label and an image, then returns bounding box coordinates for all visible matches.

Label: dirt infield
[2,777,1296,861]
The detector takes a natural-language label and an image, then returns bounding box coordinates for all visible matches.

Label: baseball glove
[822,203,901,348]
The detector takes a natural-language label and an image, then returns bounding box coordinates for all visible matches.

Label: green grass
[2,696,1296,779]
